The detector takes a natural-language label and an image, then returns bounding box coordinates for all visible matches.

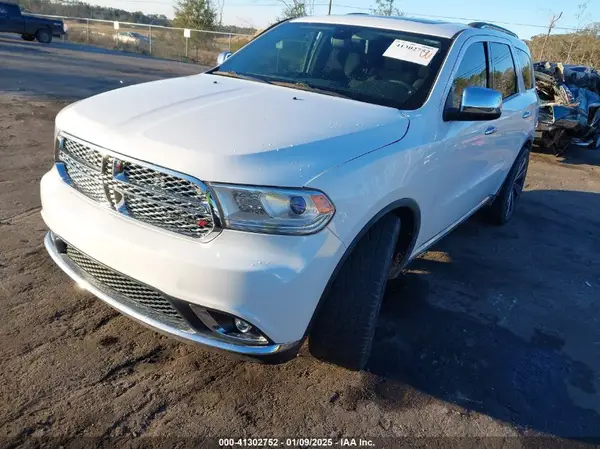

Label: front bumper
[44,232,298,358]
[41,167,346,353]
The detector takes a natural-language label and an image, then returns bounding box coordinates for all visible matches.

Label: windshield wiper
[270,81,353,100]
[211,73,353,100]
[210,71,272,84]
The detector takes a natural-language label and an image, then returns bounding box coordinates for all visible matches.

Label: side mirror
[445,87,503,121]
[217,51,233,65]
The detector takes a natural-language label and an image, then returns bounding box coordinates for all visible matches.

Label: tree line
[16,0,256,34]
[18,0,171,25]
[527,24,600,67]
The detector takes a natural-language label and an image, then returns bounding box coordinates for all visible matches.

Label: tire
[21,35,35,41]
[36,29,52,44]
[488,146,530,225]
[309,214,401,371]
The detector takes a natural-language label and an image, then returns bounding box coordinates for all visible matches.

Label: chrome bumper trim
[44,232,297,356]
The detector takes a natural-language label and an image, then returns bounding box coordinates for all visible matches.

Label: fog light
[234,318,252,333]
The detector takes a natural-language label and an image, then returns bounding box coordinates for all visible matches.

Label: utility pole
[538,11,563,61]
[328,0,332,15]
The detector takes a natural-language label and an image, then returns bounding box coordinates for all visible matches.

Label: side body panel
[316,30,536,258]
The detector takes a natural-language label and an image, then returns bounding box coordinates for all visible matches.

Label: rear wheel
[36,29,52,44]
[309,214,401,371]
[21,34,35,41]
[488,147,530,225]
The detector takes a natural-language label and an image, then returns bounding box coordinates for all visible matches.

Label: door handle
[522,111,532,119]
[485,127,497,135]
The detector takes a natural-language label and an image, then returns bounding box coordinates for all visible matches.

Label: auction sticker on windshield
[383,39,439,66]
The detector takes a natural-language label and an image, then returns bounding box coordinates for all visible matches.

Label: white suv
[41,15,538,370]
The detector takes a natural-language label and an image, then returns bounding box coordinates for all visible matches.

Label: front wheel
[36,29,52,44]
[309,214,401,371]
[488,147,530,225]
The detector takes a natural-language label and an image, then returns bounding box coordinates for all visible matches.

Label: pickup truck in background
[0,1,65,43]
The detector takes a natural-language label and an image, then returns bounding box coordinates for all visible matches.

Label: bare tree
[528,21,600,68]
[214,0,225,26]
[276,0,313,20]
[372,0,403,17]
[581,23,600,66]
[567,1,590,63]
[538,11,563,61]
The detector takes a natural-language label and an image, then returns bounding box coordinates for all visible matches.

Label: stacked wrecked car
[534,61,600,155]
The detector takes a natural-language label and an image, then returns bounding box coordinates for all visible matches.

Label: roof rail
[468,22,519,39]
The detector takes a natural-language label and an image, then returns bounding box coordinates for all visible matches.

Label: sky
[91,0,599,38]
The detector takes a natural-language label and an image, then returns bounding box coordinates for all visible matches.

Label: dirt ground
[1,35,600,448]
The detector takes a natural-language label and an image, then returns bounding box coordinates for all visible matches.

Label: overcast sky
[91,0,597,38]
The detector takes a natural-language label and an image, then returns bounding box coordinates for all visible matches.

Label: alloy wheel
[505,155,528,219]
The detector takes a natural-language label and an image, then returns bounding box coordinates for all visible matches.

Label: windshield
[213,21,450,110]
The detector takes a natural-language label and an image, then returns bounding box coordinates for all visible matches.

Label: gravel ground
[1,35,600,448]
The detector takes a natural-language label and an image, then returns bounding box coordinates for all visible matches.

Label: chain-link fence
[43,15,254,66]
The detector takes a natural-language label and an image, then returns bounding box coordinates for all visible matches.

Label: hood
[56,74,409,186]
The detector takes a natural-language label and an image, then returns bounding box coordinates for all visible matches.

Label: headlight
[209,184,335,235]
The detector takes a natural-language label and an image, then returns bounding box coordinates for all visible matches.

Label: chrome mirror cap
[459,87,503,120]
[217,51,233,65]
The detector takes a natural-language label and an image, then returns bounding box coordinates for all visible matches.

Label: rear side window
[515,48,534,90]
[447,42,488,109]
[1,4,18,16]
[489,43,517,99]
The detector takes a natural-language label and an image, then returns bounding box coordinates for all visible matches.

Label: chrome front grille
[59,151,108,204]
[55,135,219,240]
[64,137,104,170]
[64,243,190,331]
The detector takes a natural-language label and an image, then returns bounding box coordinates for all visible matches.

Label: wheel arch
[303,198,421,339]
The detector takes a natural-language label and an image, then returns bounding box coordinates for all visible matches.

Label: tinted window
[447,42,488,109]
[490,43,517,99]
[216,22,450,110]
[515,48,534,90]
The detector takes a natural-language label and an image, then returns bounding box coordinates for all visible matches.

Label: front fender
[306,138,426,251]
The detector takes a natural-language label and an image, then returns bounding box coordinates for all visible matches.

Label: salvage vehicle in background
[114,31,150,52]
[41,15,537,371]
[0,1,64,43]
[563,65,598,84]
[534,65,600,154]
